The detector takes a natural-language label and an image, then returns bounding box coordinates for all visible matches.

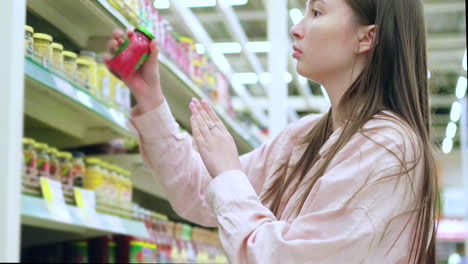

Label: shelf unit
[0,0,266,261]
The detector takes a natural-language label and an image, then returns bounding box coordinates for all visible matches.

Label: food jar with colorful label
[58,152,73,187]
[106,26,155,80]
[79,51,98,96]
[22,138,37,177]
[96,57,110,101]
[84,158,103,195]
[72,152,86,188]
[63,51,78,79]
[33,33,53,63]
[76,58,92,89]
[48,147,61,181]
[35,143,50,179]
[51,43,64,69]
[24,25,34,57]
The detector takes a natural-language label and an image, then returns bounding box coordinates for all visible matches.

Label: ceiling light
[450,101,462,122]
[289,8,304,25]
[246,42,271,53]
[211,42,242,54]
[428,71,431,79]
[154,0,170,9]
[220,0,248,4]
[195,44,206,54]
[232,73,259,85]
[446,122,457,139]
[442,137,453,154]
[455,76,467,99]
[181,0,216,8]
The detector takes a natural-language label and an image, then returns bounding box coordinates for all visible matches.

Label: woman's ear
[356,25,377,54]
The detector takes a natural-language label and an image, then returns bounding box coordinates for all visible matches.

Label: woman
[106,0,439,262]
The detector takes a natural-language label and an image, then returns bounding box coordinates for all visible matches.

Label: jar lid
[33,33,53,42]
[79,50,96,58]
[62,51,77,59]
[136,26,155,40]
[58,152,72,159]
[76,58,91,65]
[25,25,34,34]
[86,158,100,165]
[51,43,64,51]
[35,143,49,149]
[22,138,35,144]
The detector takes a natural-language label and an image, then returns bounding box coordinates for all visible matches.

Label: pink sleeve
[204,125,420,263]
[130,98,295,227]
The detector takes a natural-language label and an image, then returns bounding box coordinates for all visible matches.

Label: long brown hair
[260,0,439,262]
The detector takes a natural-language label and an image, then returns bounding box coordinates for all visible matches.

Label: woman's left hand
[189,98,242,178]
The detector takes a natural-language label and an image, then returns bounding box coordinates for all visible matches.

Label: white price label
[74,187,102,229]
[52,75,76,97]
[40,177,72,223]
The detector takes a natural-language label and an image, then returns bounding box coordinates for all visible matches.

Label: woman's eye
[312,9,321,17]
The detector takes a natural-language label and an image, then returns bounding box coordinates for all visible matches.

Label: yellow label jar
[62,51,77,79]
[51,43,64,69]
[96,57,110,101]
[24,25,34,56]
[33,33,53,62]
[79,51,98,96]
[76,58,91,89]
[84,158,103,194]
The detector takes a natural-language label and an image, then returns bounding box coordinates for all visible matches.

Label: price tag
[102,214,126,234]
[52,75,76,97]
[40,177,72,223]
[74,187,102,229]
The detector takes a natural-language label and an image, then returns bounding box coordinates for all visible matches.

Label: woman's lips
[293,45,303,59]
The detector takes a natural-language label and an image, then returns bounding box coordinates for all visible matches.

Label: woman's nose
[290,24,303,40]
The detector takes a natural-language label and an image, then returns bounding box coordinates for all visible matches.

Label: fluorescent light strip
[289,8,304,25]
[463,49,467,71]
[455,76,467,99]
[446,122,457,139]
[233,72,293,84]
[154,0,248,9]
[442,137,453,154]
[450,101,462,122]
[211,42,242,54]
[246,42,271,53]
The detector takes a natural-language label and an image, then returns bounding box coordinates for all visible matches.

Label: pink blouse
[130,98,423,264]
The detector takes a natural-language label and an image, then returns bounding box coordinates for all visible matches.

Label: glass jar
[35,143,50,178]
[72,152,86,188]
[79,51,98,96]
[24,25,34,57]
[63,51,77,79]
[58,152,73,186]
[22,138,37,177]
[48,147,61,181]
[96,57,111,101]
[84,158,103,195]
[76,58,91,89]
[51,43,64,69]
[33,33,53,62]
[99,162,111,203]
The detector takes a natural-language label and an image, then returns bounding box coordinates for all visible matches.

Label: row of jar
[24,25,131,113]
[22,138,133,209]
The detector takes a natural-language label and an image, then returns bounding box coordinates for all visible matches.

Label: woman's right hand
[104,28,164,115]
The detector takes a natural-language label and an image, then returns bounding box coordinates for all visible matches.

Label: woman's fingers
[112,28,125,40]
[193,99,215,129]
[201,99,226,129]
[107,39,119,54]
[190,102,210,141]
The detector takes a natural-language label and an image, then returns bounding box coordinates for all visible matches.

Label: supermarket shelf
[24,57,134,148]
[28,0,261,153]
[21,194,149,246]
[91,154,166,200]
